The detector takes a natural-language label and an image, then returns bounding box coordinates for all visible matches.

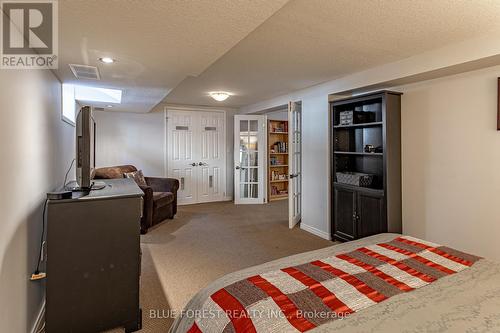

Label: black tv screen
[75,106,95,189]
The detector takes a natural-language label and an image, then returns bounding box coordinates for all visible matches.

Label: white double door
[167,109,226,205]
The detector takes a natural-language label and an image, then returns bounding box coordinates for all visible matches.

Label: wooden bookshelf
[268,120,289,202]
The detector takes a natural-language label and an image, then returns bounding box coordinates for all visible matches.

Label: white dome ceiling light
[209,91,231,102]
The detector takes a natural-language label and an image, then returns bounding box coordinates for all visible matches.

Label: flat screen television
[75,106,104,190]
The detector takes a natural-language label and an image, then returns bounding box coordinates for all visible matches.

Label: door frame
[234,114,266,204]
[164,106,227,205]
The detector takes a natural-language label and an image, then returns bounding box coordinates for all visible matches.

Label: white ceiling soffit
[55,0,290,113]
[165,0,500,108]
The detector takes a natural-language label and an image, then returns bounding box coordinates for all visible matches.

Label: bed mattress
[170,233,500,333]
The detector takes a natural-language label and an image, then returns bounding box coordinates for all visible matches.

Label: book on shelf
[271,122,288,133]
[271,186,278,195]
[269,156,285,166]
[270,171,287,181]
[272,141,288,153]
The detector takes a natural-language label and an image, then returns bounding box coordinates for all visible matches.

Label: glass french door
[289,101,302,228]
[234,115,265,204]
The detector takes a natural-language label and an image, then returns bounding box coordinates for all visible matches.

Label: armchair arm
[138,185,154,233]
[145,177,179,193]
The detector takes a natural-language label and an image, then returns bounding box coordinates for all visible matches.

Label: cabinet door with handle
[356,191,385,238]
[333,186,357,241]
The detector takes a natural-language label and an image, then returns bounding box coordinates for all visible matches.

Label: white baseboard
[31,299,45,333]
[300,223,331,240]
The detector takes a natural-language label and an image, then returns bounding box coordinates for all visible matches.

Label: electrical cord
[35,321,45,333]
[32,159,75,280]
[34,198,49,275]
[63,158,75,190]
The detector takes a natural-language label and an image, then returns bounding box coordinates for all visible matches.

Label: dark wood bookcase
[330,91,402,241]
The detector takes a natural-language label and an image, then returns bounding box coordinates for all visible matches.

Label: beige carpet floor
[104,200,333,333]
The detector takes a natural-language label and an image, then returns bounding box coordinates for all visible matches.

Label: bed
[170,233,500,333]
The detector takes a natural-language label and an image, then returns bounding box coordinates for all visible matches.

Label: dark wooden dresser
[46,178,143,333]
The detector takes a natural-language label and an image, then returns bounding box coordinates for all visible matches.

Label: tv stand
[46,178,144,333]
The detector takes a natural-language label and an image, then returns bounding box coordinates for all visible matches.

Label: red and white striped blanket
[185,235,481,333]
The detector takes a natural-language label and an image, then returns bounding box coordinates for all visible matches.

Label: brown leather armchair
[93,165,179,234]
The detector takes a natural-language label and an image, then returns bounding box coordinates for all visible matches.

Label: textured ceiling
[165,0,500,107]
[55,0,289,112]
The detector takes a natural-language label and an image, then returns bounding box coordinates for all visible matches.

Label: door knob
[190,163,196,167]
[198,162,207,166]
[235,166,241,170]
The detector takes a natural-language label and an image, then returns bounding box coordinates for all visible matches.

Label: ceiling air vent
[93,107,105,111]
[69,64,100,80]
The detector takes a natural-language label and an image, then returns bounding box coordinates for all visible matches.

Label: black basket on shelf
[338,110,376,125]
[336,172,374,187]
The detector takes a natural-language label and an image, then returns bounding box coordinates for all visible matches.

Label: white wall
[94,110,166,176]
[94,108,237,198]
[0,70,74,332]
[399,66,500,259]
[267,109,288,120]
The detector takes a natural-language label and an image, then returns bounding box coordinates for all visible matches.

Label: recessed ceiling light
[99,57,115,64]
[106,105,113,108]
[209,91,230,102]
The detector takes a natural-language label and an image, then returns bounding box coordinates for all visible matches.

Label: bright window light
[61,84,122,125]
[62,83,76,125]
[74,85,122,104]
